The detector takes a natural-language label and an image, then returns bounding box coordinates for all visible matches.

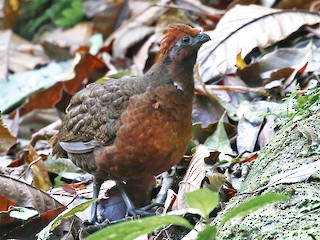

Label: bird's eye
[181,36,191,44]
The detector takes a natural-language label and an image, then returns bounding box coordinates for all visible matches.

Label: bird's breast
[95,85,193,180]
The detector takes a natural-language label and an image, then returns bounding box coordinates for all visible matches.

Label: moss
[215,109,320,239]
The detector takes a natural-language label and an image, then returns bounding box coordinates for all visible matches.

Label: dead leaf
[13,52,107,116]
[0,116,17,153]
[1,206,65,240]
[268,160,320,186]
[27,145,51,191]
[63,52,107,94]
[2,0,20,29]
[249,160,320,194]
[9,32,49,72]
[275,0,316,10]
[104,0,170,48]
[112,25,155,59]
[90,0,125,37]
[40,22,94,52]
[133,34,157,75]
[0,175,63,213]
[198,4,320,83]
[192,121,235,144]
[207,173,226,192]
[236,101,281,153]
[0,194,16,212]
[173,145,209,210]
[17,82,64,117]
[0,30,11,81]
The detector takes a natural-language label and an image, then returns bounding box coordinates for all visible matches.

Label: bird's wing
[57,78,138,144]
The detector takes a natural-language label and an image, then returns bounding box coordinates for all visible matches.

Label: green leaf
[185,189,219,218]
[220,193,290,226]
[37,199,97,240]
[85,215,193,240]
[196,225,217,240]
[203,113,232,155]
[54,0,84,28]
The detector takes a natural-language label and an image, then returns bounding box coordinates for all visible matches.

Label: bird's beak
[197,32,211,44]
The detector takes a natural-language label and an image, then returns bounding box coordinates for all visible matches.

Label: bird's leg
[91,177,103,223]
[116,181,161,217]
[116,181,137,217]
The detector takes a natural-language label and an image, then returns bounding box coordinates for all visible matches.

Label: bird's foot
[83,218,110,233]
[127,202,164,218]
[83,218,129,233]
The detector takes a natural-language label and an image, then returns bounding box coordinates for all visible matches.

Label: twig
[204,85,270,97]
[19,156,42,179]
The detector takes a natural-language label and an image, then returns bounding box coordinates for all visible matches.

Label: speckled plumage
[52,24,210,210]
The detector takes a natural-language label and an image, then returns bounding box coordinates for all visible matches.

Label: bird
[51,23,211,223]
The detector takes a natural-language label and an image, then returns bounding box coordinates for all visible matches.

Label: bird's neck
[146,54,196,97]
[167,54,196,96]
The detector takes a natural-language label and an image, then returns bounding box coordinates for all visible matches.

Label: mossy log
[216,109,320,239]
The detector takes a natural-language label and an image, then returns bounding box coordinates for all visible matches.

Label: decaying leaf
[112,25,155,59]
[204,113,233,158]
[192,121,235,144]
[0,61,72,114]
[104,0,170,50]
[266,160,320,187]
[2,206,65,240]
[0,175,63,213]
[198,4,320,82]
[0,30,11,81]
[27,145,51,191]
[0,116,17,153]
[173,145,209,210]
[37,199,97,240]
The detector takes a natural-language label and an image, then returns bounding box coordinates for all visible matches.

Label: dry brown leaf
[104,0,170,48]
[172,145,209,210]
[40,22,94,52]
[112,25,154,59]
[15,52,107,116]
[133,34,157,75]
[27,145,51,192]
[8,31,49,73]
[0,30,11,81]
[90,0,125,37]
[198,4,320,82]
[275,0,316,10]
[2,206,66,240]
[0,116,17,153]
[0,175,63,213]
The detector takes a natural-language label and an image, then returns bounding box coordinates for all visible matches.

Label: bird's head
[157,24,211,63]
